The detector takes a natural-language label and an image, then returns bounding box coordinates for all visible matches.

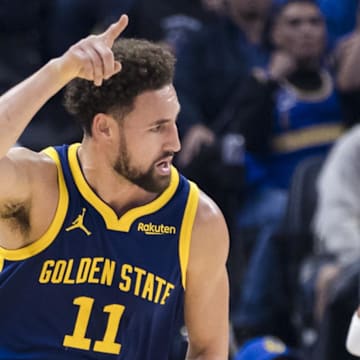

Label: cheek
[131,141,158,165]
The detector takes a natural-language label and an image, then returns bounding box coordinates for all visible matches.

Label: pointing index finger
[102,14,129,46]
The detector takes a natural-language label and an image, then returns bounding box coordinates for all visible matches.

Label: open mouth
[155,159,171,175]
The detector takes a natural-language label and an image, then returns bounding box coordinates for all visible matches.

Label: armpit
[0,201,31,237]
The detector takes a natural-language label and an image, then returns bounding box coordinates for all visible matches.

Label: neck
[77,142,157,217]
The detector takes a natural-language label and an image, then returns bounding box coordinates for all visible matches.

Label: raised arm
[0,14,128,158]
[185,191,230,360]
[0,15,128,250]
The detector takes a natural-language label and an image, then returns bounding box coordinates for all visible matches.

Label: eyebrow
[149,106,181,126]
[150,119,172,126]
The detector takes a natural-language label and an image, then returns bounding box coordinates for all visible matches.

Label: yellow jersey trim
[0,257,3,273]
[68,143,180,231]
[272,123,344,153]
[0,147,69,261]
[179,181,200,290]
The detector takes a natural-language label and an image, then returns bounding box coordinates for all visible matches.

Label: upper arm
[0,147,52,248]
[0,147,34,205]
[184,191,230,359]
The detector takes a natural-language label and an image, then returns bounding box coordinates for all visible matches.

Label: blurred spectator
[174,0,272,144]
[229,0,360,344]
[126,0,224,54]
[303,125,360,360]
[173,0,272,216]
[314,125,360,302]
[274,0,360,46]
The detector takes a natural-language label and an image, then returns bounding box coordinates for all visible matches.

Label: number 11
[63,296,125,355]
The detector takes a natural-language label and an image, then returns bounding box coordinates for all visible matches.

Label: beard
[113,136,172,194]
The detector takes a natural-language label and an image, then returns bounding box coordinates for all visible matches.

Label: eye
[150,124,164,133]
[287,18,301,27]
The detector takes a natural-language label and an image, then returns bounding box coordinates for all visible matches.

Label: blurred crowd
[2,0,360,359]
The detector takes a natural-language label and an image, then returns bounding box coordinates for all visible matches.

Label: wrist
[48,57,78,86]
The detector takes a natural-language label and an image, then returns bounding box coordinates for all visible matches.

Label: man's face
[272,3,326,61]
[227,0,272,21]
[113,85,181,194]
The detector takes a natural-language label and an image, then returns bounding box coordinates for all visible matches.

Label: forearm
[0,58,72,156]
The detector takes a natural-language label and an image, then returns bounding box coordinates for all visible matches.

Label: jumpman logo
[65,208,92,236]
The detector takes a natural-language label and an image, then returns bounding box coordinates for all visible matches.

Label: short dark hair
[64,38,176,135]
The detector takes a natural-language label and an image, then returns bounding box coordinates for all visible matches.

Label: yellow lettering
[118,264,133,292]
[76,258,91,283]
[101,259,116,286]
[51,260,67,284]
[63,259,75,284]
[39,260,55,283]
[160,282,175,305]
[133,267,146,296]
[141,273,155,301]
[154,276,167,303]
[88,257,103,284]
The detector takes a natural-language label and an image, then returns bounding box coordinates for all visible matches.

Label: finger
[102,14,129,47]
[93,42,116,79]
[80,45,104,86]
[71,48,94,81]
[114,61,122,74]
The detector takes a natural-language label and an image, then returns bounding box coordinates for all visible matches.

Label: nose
[173,124,182,153]
[167,123,181,154]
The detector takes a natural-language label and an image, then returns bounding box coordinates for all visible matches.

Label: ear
[91,113,117,141]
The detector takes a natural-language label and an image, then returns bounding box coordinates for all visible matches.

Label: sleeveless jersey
[268,70,344,189]
[0,143,199,360]
[246,71,344,189]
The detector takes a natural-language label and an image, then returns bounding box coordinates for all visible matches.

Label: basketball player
[0,14,229,359]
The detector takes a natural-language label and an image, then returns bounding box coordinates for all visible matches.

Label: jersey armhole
[178,181,200,290]
[0,147,69,261]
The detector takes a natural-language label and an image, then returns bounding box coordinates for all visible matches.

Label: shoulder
[7,146,57,167]
[6,146,58,184]
[188,190,229,269]
[0,146,59,210]
[194,190,226,229]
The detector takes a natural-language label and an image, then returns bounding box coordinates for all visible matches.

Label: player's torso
[0,144,199,360]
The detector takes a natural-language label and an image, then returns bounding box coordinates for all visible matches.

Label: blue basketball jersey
[0,143,199,360]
